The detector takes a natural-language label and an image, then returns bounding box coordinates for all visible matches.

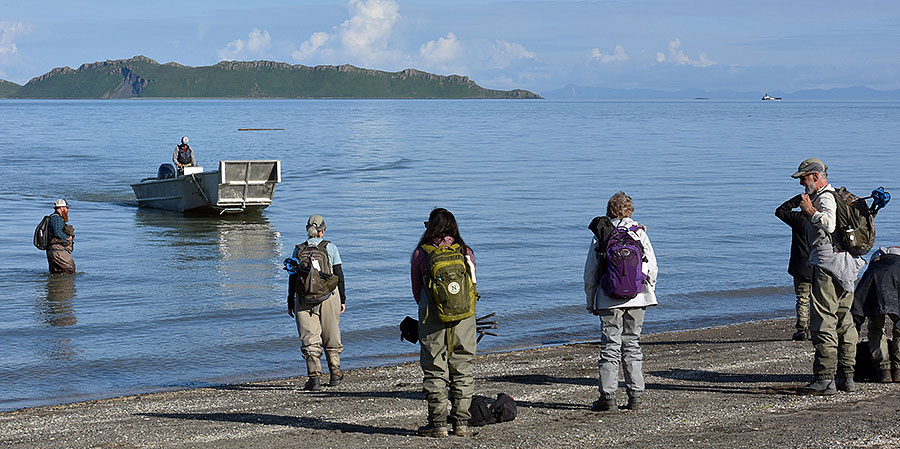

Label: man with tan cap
[287,214,346,391]
[791,158,864,395]
[47,199,76,274]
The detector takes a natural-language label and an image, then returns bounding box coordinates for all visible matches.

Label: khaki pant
[418,294,476,426]
[867,314,900,370]
[294,290,343,377]
[794,278,812,332]
[810,266,857,379]
[46,242,75,274]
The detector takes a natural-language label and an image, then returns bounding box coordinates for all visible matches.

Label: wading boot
[417,423,448,438]
[591,397,617,412]
[626,395,643,410]
[792,330,809,341]
[452,423,469,437]
[875,369,893,383]
[303,375,323,392]
[329,369,344,387]
[798,378,836,395]
[836,375,856,392]
[892,368,900,383]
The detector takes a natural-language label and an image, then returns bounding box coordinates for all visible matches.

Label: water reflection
[37,275,77,327]
[133,209,282,296]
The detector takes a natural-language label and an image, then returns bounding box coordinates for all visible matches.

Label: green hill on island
[0,56,540,99]
[0,79,20,97]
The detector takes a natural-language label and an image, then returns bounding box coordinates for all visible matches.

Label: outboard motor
[157,163,177,179]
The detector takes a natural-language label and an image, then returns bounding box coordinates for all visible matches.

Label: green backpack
[825,187,876,257]
[421,243,478,322]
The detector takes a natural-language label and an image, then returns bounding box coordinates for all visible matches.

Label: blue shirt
[48,214,69,240]
[291,237,342,266]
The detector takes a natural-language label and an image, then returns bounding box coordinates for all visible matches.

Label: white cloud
[658,39,715,67]
[292,32,333,61]
[486,40,535,69]
[589,45,629,63]
[419,32,463,72]
[0,22,30,64]
[339,0,401,64]
[218,28,272,61]
[290,0,405,67]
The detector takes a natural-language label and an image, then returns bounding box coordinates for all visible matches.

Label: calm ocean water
[0,99,898,411]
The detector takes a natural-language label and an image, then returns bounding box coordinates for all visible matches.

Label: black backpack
[490,393,517,423]
[468,395,496,427]
[33,215,52,250]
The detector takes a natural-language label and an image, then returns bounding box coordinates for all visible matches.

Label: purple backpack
[600,225,647,299]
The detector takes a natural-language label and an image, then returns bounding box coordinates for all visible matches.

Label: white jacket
[584,217,658,311]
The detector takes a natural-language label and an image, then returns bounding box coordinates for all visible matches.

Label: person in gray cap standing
[792,158,865,395]
[288,214,346,391]
[47,199,76,274]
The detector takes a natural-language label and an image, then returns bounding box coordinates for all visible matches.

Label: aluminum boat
[131,160,281,214]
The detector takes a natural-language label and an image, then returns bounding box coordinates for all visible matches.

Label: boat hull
[131,160,281,214]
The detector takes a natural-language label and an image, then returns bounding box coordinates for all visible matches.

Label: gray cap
[53,199,69,208]
[791,158,828,178]
[307,214,326,231]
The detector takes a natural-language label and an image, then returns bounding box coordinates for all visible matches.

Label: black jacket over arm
[775,195,813,282]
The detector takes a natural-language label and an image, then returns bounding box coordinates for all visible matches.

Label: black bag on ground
[33,215,52,250]
[468,395,496,427]
[399,316,419,343]
[490,393,517,423]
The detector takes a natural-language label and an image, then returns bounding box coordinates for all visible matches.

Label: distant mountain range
[0,56,540,99]
[542,84,900,101]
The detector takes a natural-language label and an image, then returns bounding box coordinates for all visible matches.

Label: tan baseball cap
[791,158,828,178]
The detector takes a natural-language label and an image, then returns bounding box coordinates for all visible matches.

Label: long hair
[415,208,468,252]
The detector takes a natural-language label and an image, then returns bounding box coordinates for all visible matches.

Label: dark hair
[415,208,468,253]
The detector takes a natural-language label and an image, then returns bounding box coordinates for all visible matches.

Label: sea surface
[1,99,898,412]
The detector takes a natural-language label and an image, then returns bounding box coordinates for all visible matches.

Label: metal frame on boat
[131,160,282,214]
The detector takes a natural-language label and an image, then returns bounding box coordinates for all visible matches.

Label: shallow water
[1,99,898,411]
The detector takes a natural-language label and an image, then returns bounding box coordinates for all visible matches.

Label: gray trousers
[294,289,343,377]
[794,278,812,332]
[418,296,476,426]
[810,266,857,379]
[598,307,646,399]
[868,314,900,370]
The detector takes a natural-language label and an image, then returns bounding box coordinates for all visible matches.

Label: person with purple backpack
[583,191,658,412]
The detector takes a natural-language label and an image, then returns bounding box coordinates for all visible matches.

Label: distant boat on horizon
[762,93,782,101]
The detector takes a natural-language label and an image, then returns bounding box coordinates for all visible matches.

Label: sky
[1,0,899,93]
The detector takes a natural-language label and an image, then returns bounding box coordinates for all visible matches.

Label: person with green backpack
[287,214,346,392]
[410,208,478,438]
[792,158,866,395]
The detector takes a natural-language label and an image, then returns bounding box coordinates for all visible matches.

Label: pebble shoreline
[3,318,900,448]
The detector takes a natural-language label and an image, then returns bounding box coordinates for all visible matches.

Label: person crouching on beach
[287,215,346,392]
[792,158,863,395]
[47,199,76,274]
[584,191,658,411]
[411,208,478,438]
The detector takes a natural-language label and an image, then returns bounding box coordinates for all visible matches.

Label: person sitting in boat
[173,136,196,175]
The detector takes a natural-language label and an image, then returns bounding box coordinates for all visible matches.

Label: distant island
[0,55,541,99]
[542,84,900,101]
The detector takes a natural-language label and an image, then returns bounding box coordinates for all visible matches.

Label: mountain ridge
[1,56,541,99]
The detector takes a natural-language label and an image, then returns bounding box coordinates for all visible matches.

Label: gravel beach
[3,318,900,448]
